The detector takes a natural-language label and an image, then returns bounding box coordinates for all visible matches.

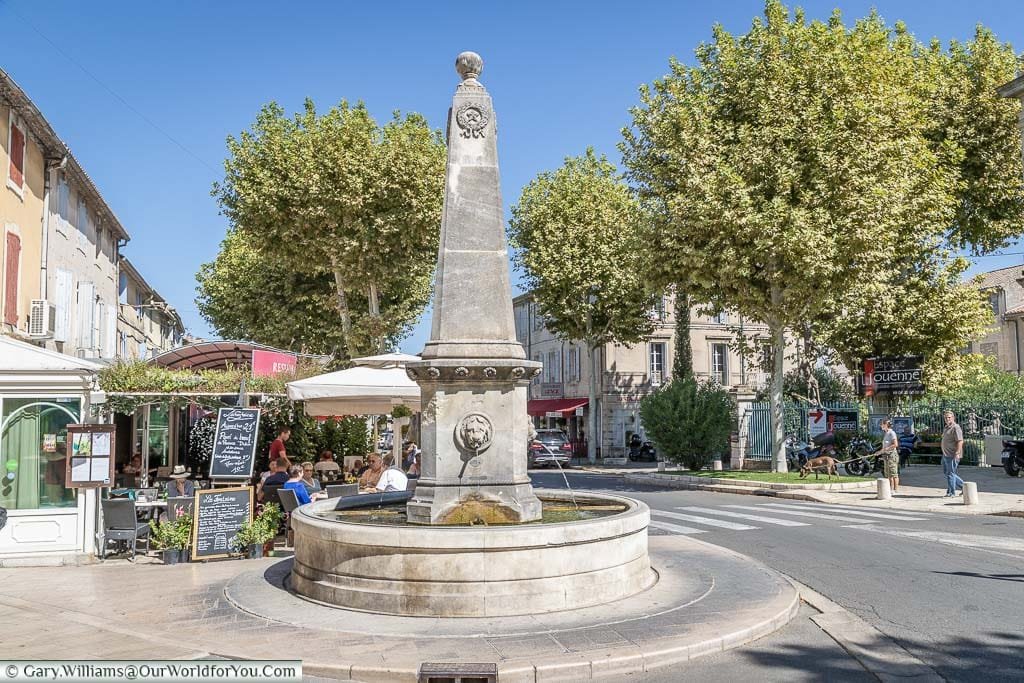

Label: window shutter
[4,231,21,325]
[54,269,72,341]
[77,281,95,350]
[9,124,25,188]
[104,301,116,358]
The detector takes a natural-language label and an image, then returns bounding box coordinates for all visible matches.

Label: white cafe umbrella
[286,365,421,416]
[351,352,421,368]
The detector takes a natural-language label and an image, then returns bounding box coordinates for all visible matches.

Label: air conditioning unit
[28,300,56,338]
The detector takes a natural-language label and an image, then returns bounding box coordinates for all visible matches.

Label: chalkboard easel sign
[209,408,261,480]
[191,486,253,561]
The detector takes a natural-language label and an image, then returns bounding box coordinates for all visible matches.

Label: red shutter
[9,123,25,188]
[4,231,20,325]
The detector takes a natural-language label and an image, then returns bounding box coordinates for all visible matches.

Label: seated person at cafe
[358,454,384,490]
[300,462,322,495]
[313,450,341,477]
[165,465,196,498]
[121,454,143,475]
[283,465,327,505]
[367,454,408,493]
[350,458,367,478]
[257,457,291,502]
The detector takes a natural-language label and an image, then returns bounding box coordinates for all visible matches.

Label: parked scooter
[628,434,658,462]
[785,434,833,471]
[841,435,880,476]
[1002,439,1024,477]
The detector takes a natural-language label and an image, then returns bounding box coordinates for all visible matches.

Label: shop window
[0,397,80,510]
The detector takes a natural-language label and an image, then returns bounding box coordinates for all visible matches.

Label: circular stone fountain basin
[290,489,653,617]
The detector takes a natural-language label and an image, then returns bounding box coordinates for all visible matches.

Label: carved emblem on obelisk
[456,102,489,138]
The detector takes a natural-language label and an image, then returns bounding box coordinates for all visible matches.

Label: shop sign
[540,383,563,398]
[252,349,297,377]
[860,356,925,396]
[828,410,859,432]
[808,409,827,439]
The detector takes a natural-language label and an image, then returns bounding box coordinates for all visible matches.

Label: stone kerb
[633,472,875,491]
[289,490,655,617]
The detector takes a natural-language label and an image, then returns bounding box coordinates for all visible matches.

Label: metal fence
[744,400,1022,464]
[744,401,858,460]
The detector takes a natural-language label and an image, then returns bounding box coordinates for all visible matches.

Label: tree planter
[162,549,183,565]
[247,544,263,559]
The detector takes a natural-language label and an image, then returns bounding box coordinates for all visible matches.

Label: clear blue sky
[1,0,1022,354]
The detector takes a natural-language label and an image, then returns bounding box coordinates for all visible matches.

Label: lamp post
[586,288,599,465]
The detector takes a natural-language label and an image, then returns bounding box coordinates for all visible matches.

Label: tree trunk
[329,257,353,358]
[770,320,787,473]
[587,342,600,464]
[367,281,384,353]
[672,288,693,381]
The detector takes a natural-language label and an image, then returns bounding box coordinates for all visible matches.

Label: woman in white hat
[165,465,196,499]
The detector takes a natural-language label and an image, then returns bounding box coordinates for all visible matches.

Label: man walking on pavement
[878,418,900,494]
[941,410,965,497]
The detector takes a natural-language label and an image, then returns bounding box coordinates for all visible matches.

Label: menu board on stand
[64,424,116,488]
[208,408,261,483]
[191,486,253,560]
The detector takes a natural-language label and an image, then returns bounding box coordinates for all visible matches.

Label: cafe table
[134,499,167,521]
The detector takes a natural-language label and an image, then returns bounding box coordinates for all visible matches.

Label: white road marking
[724,504,871,523]
[675,506,809,526]
[651,509,758,530]
[756,502,928,522]
[776,501,940,518]
[648,519,706,535]
[846,525,1024,557]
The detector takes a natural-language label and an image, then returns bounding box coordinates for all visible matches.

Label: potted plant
[234,518,270,559]
[149,514,192,564]
[234,503,282,558]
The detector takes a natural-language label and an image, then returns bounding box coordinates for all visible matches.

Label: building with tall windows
[513,291,786,459]
[116,257,185,361]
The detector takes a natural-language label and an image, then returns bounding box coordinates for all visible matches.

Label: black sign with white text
[209,408,260,479]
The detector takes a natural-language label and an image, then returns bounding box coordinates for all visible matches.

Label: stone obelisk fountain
[406,52,543,525]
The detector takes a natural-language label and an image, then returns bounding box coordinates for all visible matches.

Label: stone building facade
[972,265,1024,375]
[117,257,185,360]
[513,291,787,458]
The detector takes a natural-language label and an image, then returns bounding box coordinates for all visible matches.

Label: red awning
[527,398,589,417]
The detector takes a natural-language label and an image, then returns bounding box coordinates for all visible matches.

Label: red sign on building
[252,349,297,377]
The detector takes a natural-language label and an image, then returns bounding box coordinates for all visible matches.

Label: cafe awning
[527,398,589,417]
[286,365,420,416]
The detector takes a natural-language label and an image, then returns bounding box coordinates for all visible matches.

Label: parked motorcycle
[628,434,658,462]
[840,436,877,476]
[1002,439,1024,477]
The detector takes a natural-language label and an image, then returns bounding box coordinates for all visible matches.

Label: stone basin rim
[294,489,648,550]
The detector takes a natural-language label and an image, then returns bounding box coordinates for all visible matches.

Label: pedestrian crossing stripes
[648,503,935,537]
[674,506,809,526]
[767,500,943,519]
[754,502,929,522]
[648,519,706,535]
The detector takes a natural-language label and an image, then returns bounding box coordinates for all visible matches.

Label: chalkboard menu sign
[191,486,252,560]
[209,408,260,479]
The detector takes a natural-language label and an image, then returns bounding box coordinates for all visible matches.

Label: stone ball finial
[455,52,483,81]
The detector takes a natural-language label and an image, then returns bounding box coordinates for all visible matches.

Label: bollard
[712,458,723,471]
[876,477,892,500]
[963,481,979,505]
[658,460,666,472]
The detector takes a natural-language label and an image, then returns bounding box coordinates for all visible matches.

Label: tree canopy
[508,149,657,347]
[209,99,445,357]
[622,1,1024,469]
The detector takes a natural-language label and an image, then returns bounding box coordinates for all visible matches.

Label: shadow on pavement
[934,570,1024,583]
